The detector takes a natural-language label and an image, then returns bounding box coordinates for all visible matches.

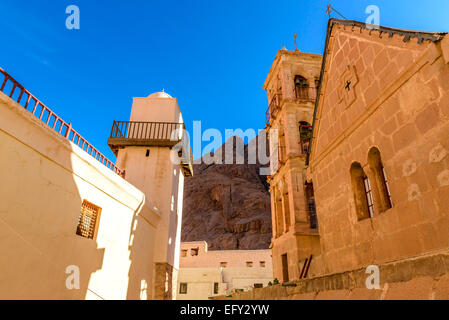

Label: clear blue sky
[1,0,448,161]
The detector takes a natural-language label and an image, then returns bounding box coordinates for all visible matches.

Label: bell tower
[108,90,193,299]
[263,49,323,282]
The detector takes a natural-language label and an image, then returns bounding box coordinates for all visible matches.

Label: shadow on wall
[0,87,105,299]
[125,202,157,300]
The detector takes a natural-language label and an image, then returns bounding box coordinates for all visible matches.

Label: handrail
[110,120,185,141]
[0,67,124,177]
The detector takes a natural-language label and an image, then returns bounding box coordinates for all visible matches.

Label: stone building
[309,18,449,276]
[263,49,323,282]
[0,67,192,299]
[239,18,449,299]
[177,241,273,299]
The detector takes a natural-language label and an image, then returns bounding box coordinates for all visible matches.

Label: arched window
[299,121,312,155]
[294,75,309,100]
[368,147,393,213]
[350,162,374,220]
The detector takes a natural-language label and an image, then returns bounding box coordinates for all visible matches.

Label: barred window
[76,200,101,240]
[363,177,375,218]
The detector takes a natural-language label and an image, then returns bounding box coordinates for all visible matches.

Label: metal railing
[110,121,184,141]
[0,67,124,177]
[266,94,282,126]
[295,86,317,102]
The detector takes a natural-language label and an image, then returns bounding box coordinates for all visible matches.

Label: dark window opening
[214,283,219,294]
[294,75,309,100]
[146,149,150,157]
[179,283,188,294]
[299,121,312,155]
[191,248,199,256]
[305,182,318,229]
[254,283,263,289]
[281,254,289,283]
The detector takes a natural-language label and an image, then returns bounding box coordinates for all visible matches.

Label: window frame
[179,283,188,295]
[76,200,102,240]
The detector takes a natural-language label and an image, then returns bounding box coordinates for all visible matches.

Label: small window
[254,283,263,289]
[260,261,266,268]
[191,248,199,256]
[76,200,101,240]
[246,261,253,268]
[363,177,375,218]
[214,282,219,294]
[350,162,372,221]
[220,262,228,268]
[382,166,393,208]
[294,75,309,100]
[181,250,187,257]
[179,283,188,294]
[146,149,150,157]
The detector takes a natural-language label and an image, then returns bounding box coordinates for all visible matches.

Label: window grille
[363,177,375,218]
[382,166,393,208]
[308,199,318,229]
[76,200,101,239]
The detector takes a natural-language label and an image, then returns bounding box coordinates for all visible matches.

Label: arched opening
[299,121,312,155]
[350,162,374,220]
[368,147,393,213]
[294,75,309,100]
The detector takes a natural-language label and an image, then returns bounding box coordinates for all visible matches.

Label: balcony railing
[108,121,185,153]
[107,120,193,176]
[0,67,124,177]
[295,86,317,102]
[265,94,282,126]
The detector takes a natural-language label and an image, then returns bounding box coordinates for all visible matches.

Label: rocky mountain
[181,135,272,250]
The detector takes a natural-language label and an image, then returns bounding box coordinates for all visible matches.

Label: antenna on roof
[326,4,347,20]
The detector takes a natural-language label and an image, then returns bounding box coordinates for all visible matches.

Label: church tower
[263,49,322,282]
[108,90,193,299]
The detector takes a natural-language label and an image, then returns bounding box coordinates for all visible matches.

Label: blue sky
[0,0,448,161]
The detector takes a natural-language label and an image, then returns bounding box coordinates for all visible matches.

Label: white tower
[108,90,192,300]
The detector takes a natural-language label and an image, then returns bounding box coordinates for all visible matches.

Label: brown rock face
[181,135,272,250]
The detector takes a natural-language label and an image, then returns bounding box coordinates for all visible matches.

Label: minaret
[108,90,192,300]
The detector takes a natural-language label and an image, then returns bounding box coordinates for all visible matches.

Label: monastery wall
[212,249,449,300]
[0,91,161,300]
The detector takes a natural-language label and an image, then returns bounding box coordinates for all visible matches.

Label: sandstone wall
[212,250,449,300]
